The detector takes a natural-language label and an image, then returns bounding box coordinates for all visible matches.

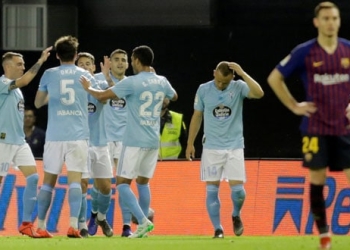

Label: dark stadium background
[1,0,349,159]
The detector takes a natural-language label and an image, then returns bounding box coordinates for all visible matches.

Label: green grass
[0,235,347,250]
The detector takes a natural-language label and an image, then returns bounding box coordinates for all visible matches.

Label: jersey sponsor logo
[109,98,126,110]
[341,58,350,69]
[279,55,291,67]
[314,73,350,85]
[213,105,231,120]
[88,102,97,114]
[57,110,83,116]
[17,100,24,112]
[312,61,323,68]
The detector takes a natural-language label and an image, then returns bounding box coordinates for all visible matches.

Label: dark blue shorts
[301,134,350,171]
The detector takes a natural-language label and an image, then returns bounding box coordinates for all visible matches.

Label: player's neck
[111,72,125,81]
[317,35,338,54]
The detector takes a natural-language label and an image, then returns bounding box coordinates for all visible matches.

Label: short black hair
[54,35,79,62]
[132,45,154,66]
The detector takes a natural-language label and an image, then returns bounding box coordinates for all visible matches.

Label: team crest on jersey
[0,133,6,139]
[110,98,126,110]
[88,102,96,114]
[213,105,231,120]
[341,58,350,69]
[17,100,24,112]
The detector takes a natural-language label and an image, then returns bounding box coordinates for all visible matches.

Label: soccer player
[80,45,178,238]
[92,49,133,237]
[76,52,113,237]
[0,47,51,238]
[267,2,350,249]
[186,61,264,238]
[34,36,94,238]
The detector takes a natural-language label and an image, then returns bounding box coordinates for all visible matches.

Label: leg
[18,165,40,238]
[87,180,99,236]
[67,171,83,232]
[136,176,150,218]
[95,178,113,237]
[115,157,132,237]
[78,178,89,237]
[309,169,328,234]
[36,171,57,238]
[229,180,245,236]
[206,181,223,238]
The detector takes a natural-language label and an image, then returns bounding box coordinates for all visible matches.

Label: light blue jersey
[111,72,176,148]
[88,79,107,147]
[194,80,249,150]
[95,72,127,142]
[38,65,92,141]
[0,75,25,145]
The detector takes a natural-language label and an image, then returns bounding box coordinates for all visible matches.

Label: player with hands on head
[186,61,263,238]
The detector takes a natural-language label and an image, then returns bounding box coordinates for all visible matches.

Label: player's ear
[313,17,319,28]
[213,69,216,78]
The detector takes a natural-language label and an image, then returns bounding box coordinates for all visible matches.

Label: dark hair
[54,35,79,62]
[314,1,339,17]
[76,52,95,64]
[2,52,23,66]
[216,61,233,77]
[24,106,37,117]
[110,49,128,58]
[132,45,154,66]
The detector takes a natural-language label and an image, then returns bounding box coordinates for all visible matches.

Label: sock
[310,184,328,234]
[97,190,111,221]
[68,182,82,228]
[90,186,99,214]
[231,184,246,217]
[22,173,39,222]
[206,184,222,230]
[137,183,150,217]
[117,183,145,224]
[37,184,54,229]
[119,193,132,225]
[78,193,87,229]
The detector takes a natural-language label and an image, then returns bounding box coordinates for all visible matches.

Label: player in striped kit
[268,2,350,249]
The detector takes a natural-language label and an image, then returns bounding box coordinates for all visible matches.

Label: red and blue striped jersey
[277,38,350,135]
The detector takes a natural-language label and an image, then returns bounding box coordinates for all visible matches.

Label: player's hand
[79,75,91,90]
[100,56,111,76]
[186,145,195,161]
[346,104,350,121]
[38,46,53,63]
[292,102,317,117]
[228,62,244,76]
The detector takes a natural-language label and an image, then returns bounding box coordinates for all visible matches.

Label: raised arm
[11,46,52,90]
[228,62,264,99]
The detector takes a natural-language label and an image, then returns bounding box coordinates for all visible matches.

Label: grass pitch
[0,235,348,250]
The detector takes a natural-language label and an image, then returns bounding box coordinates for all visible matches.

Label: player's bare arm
[11,46,52,90]
[100,56,114,87]
[34,91,49,108]
[228,62,264,99]
[268,68,317,117]
[186,109,203,160]
[80,75,116,102]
